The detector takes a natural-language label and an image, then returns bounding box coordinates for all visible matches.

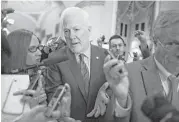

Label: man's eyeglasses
[28,45,45,53]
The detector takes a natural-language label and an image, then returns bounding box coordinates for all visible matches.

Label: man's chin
[70,48,81,54]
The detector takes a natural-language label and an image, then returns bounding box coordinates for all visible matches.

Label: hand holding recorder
[103,50,129,107]
[44,83,82,122]
[45,83,72,120]
[13,75,47,108]
[87,82,110,118]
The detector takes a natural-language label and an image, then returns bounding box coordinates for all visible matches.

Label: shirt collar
[75,44,91,59]
[154,56,171,81]
[83,44,91,59]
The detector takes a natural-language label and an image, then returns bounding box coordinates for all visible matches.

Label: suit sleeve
[104,92,131,122]
[114,94,132,117]
[44,64,63,103]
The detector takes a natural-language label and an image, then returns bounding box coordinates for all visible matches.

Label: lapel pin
[96,56,99,59]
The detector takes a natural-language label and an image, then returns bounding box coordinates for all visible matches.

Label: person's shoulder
[126,60,141,68]
[126,57,151,71]
[91,44,107,53]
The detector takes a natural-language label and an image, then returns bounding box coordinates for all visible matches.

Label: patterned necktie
[167,75,179,110]
[79,54,90,96]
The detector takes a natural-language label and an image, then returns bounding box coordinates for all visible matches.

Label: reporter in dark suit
[103,10,179,122]
[44,7,131,122]
[125,10,179,122]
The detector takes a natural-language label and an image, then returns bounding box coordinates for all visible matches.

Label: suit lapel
[86,45,106,112]
[141,56,164,96]
[66,48,87,103]
[88,46,102,96]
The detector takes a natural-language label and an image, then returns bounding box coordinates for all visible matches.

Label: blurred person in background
[109,35,128,63]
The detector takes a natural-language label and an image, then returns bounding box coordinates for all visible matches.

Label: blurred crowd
[1,7,179,122]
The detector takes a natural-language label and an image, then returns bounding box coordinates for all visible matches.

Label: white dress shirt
[75,45,91,77]
[154,57,173,96]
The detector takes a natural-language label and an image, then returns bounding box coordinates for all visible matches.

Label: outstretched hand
[13,76,47,108]
[103,55,129,106]
[87,82,110,118]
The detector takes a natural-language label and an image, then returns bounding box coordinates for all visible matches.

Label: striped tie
[79,54,90,96]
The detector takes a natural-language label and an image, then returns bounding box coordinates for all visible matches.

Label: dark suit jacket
[126,55,168,122]
[44,45,129,122]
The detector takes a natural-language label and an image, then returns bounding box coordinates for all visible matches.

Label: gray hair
[59,7,91,42]
[152,10,179,42]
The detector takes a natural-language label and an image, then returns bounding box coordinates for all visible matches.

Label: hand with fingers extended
[87,82,110,118]
[13,76,47,108]
[134,30,147,44]
[45,83,80,122]
[13,105,54,122]
[103,55,129,107]
[13,105,81,122]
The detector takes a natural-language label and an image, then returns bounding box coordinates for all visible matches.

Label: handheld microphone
[141,93,179,122]
[11,47,69,74]
[2,8,15,14]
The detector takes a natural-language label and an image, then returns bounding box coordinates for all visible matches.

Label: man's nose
[69,30,76,39]
[116,45,120,50]
[36,48,42,55]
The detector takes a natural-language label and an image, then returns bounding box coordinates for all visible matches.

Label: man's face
[110,38,125,58]
[156,23,179,75]
[26,36,42,65]
[63,14,91,53]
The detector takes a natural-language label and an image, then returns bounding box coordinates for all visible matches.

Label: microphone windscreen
[141,93,177,122]
[42,46,68,65]
[2,8,15,14]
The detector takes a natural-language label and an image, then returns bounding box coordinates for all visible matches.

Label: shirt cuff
[114,94,132,118]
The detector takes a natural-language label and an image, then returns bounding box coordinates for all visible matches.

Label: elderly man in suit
[104,10,179,122]
[44,7,131,122]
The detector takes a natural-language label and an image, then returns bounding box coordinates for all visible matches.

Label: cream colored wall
[83,1,114,45]
[5,1,115,46]
[40,1,115,45]
[160,1,179,11]
[7,12,37,33]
